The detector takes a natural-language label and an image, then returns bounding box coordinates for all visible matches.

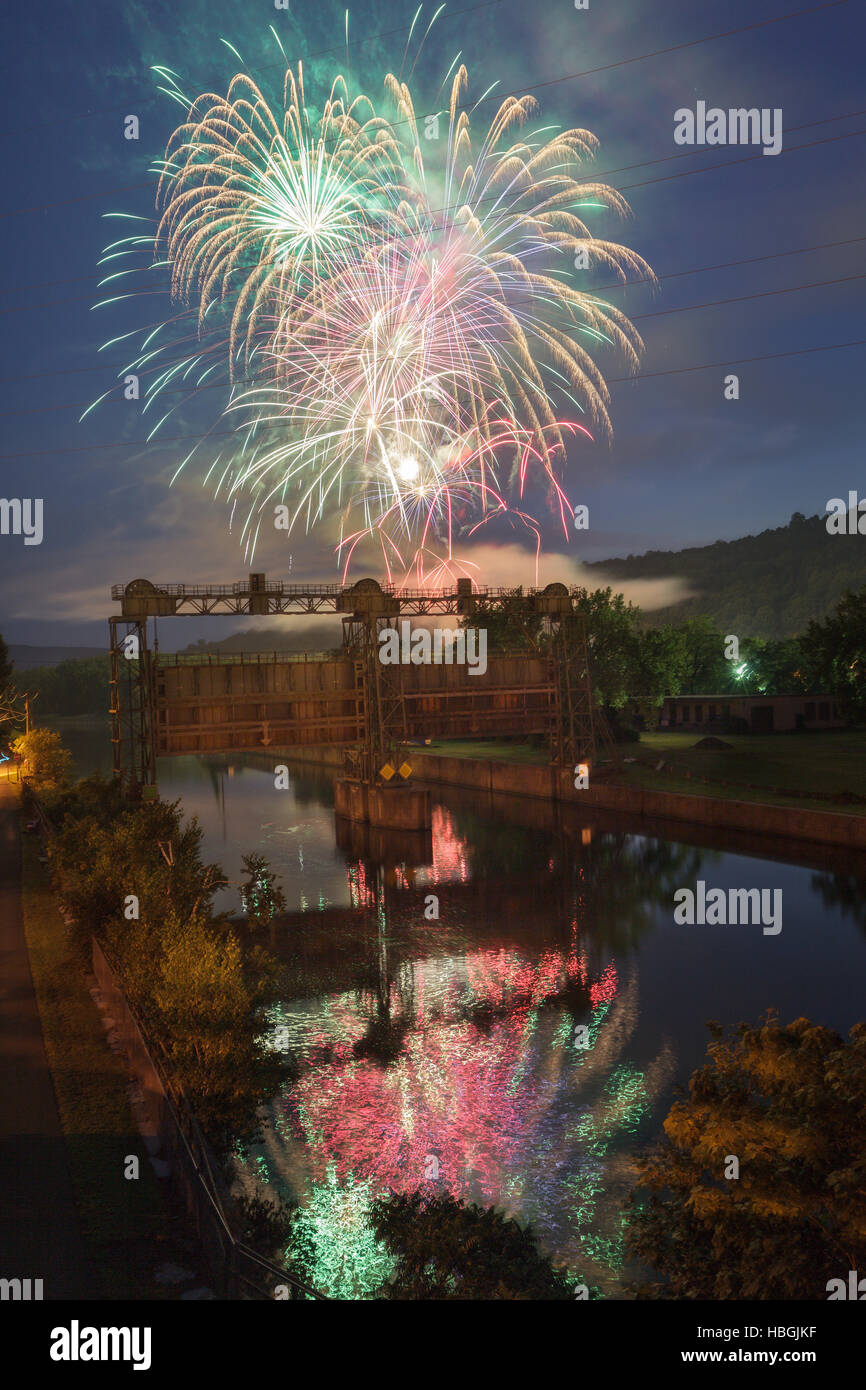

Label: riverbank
[13,791,212,1298]
[280,740,866,852]
[0,779,99,1298]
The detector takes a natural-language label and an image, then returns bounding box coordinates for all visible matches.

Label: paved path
[0,778,96,1298]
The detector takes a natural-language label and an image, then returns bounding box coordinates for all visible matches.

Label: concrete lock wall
[230,744,866,851]
[334,779,369,823]
[334,779,432,829]
[149,655,866,854]
[407,752,866,852]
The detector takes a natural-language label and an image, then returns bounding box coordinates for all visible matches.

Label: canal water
[57,725,866,1298]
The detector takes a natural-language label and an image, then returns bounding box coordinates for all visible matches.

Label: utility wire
[0,112,862,312]
[1,337,861,457]
[2,269,863,416]
[0,0,851,212]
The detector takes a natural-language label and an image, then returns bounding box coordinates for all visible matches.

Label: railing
[112,581,346,599]
[89,936,327,1301]
[157,650,342,666]
[154,644,541,667]
[110,579,576,601]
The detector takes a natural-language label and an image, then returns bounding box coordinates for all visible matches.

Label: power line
[1,261,861,411]
[0,247,862,401]
[0,336,861,458]
[0,0,508,140]
[615,126,864,193]
[0,0,851,217]
[630,272,865,321]
[606,339,864,382]
[2,105,863,302]
[597,234,866,294]
[1,250,863,411]
[1,114,862,320]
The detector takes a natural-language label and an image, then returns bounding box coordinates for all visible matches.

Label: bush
[14,728,73,789]
[45,775,288,1155]
[369,1189,574,1299]
[626,1014,866,1299]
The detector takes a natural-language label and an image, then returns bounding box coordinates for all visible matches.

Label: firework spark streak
[85,27,653,583]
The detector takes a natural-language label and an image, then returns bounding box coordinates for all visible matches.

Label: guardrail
[91,939,326,1301]
[21,782,324,1300]
[156,650,342,666]
[109,580,543,601]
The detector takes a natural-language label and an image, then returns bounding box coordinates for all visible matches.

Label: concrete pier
[333,779,369,823]
[368,784,432,830]
[334,778,432,829]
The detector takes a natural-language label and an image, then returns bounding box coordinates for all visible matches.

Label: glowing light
[396,456,420,483]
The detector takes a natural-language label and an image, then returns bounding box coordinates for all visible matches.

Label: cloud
[450,543,693,610]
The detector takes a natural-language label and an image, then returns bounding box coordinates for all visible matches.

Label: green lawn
[421,738,548,765]
[418,731,866,816]
[622,730,866,815]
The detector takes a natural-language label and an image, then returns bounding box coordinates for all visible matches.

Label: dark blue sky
[1,0,863,645]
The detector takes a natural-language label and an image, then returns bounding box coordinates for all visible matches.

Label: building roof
[664,692,832,701]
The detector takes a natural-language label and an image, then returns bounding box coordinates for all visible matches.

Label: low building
[659,693,845,734]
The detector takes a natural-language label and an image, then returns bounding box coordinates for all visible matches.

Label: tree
[626,1015,866,1299]
[149,911,285,1151]
[240,852,287,927]
[370,1189,574,1299]
[728,635,810,696]
[567,586,645,709]
[633,624,687,709]
[801,587,866,720]
[458,588,543,653]
[46,776,286,1154]
[0,633,20,740]
[0,633,13,695]
[22,656,111,716]
[13,728,72,789]
[52,792,225,949]
[579,512,866,639]
[670,616,729,694]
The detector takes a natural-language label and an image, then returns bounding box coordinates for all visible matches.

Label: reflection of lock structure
[424,1152,441,1181]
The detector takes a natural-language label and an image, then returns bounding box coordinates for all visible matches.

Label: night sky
[1,0,863,646]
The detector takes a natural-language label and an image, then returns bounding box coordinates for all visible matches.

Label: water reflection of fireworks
[243,947,673,1298]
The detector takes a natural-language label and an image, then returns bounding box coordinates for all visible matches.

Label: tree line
[583,510,866,639]
[461,583,866,722]
[2,582,864,736]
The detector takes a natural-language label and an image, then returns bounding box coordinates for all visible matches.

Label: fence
[158,650,340,667]
[22,782,325,1298]
[91,937,326,1301]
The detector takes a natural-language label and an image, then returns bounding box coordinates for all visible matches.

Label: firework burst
[155,63,412,371]
[85,28,653,583]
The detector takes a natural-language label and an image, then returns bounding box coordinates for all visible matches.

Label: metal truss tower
[108,574,601,792]
[108,616,156,792]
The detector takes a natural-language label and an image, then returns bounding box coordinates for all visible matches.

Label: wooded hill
[585,512,866,639]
